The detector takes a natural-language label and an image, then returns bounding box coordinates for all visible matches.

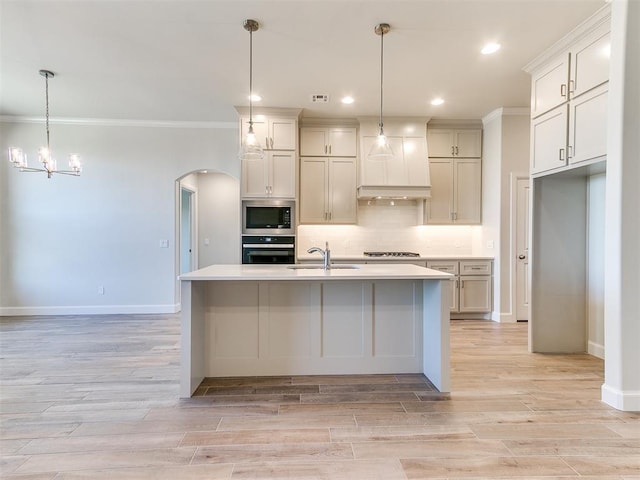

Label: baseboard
[0,304,180,316]
[588,340,605,359]
[601,383,640,412]
[498,312,518,323]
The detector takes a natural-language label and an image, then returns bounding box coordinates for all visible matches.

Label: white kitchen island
[180,264,452,397]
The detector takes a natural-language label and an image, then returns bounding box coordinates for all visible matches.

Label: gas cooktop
[363,251,420,257]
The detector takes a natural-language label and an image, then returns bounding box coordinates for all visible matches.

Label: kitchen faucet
[307,242,331,270]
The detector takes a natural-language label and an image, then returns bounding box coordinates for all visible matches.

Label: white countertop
[180,263,453,281]
[297,254,494,262]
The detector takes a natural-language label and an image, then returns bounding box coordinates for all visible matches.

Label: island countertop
[180,263,453,281]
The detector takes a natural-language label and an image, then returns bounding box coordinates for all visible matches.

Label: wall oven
[242,200,295,236]
[242,235,295,264]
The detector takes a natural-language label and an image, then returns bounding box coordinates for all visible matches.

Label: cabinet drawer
[460,261,492,275]
[426,261,458,274]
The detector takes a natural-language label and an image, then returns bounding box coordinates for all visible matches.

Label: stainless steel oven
[242,235,295,264]
[242,200,295,236]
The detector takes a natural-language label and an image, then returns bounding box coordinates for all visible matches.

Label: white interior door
[515,177,530,320]
[180,187,196,274]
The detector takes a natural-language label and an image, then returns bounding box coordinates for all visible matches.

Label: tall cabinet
[524,6,610,353]
[425,125,482,224]
[299,125,358,224]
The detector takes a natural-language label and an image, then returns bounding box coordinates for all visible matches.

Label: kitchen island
[180,264,452,397]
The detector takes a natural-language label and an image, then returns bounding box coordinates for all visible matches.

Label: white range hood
[357,117,431,199]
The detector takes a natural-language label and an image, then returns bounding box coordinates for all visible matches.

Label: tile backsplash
[297,200,483,257]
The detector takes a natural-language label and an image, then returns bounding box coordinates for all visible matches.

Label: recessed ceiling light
[431,97,445,106]
[481,42,501,55]
[341,96,355,104]
[249,94,262,102]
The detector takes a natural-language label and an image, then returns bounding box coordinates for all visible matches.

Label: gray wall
[0,120,238,314]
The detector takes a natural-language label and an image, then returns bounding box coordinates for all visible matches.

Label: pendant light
[238,19,264,161]
[368,23,394,160]
[8,70,82,178]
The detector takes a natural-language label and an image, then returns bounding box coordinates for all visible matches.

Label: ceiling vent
[310,94,329,103]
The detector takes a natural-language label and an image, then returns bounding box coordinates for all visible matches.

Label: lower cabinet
[427,260,493,314]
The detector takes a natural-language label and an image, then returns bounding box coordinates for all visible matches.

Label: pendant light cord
[249,27,254,127]
[379,28,384,132]
[44,72,51,151]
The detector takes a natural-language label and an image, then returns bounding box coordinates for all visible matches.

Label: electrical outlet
[160,239,169,248]
[98,286,105,295]
[487,240,495,249]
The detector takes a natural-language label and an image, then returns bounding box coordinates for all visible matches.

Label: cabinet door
[328,158,357,223]
[328,128,357,157]
[299,158,328,223]
[300,128,328,156]
[454,159,481,224]
[242,156,268,198]
[241,117,269,150]
[454,130,482,158]
[425,160,453,224]
[459,275,492,313]
[404,136,429,186]
[568,84,608,165]
[427,129,455,157]
[531,105,568,175]
[269,118,296,150]
[269,151,296,198]
[531,53,569,118]
[570,25,610,98]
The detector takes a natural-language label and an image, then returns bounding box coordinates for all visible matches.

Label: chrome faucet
[307,242,331,270]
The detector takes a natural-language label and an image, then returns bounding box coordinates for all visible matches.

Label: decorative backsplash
[297,201,481,257]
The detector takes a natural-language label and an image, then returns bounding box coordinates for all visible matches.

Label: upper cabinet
[525,12,610,176]
[427,129,482,158]
[238,109,301,199]
[300,127,357,157]
[242,151,296,199]
[240,116,297,151]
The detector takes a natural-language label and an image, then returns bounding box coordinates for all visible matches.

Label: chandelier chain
[44,72,51,151]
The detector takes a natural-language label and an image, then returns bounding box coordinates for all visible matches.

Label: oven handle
[242,244,295,248]
[246,251,292,256]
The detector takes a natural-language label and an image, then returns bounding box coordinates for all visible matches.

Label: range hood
[357,117,431,200]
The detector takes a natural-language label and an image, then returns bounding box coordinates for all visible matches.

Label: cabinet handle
[455,146,459,156]
[560,83,567,97]
[453,212,457,221]
[265,137,269,148]
[569,80,575,95]
[568,145,573,159]
[329,145,332,155]
[461,280,464,288]
[451,146,455,156]
[270,138,274,149]
[559,148,565,161]
[324,145,327,154]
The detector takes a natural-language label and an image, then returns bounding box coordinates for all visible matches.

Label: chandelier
[8,70,82,179]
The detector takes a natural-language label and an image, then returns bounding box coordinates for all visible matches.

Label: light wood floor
[1,315,638,479]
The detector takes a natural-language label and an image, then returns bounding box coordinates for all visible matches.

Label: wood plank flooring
[1,315,638,479]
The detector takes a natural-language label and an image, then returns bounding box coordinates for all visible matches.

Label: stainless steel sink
[287,264,361,270]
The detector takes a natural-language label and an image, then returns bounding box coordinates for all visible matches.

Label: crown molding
[523,3,611,74]
[0,116,236,129]
[483,107,530,124]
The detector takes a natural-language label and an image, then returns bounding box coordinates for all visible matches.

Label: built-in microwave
[242,200,295,235]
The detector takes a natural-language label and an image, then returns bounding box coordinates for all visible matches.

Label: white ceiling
[0,0,605,123]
